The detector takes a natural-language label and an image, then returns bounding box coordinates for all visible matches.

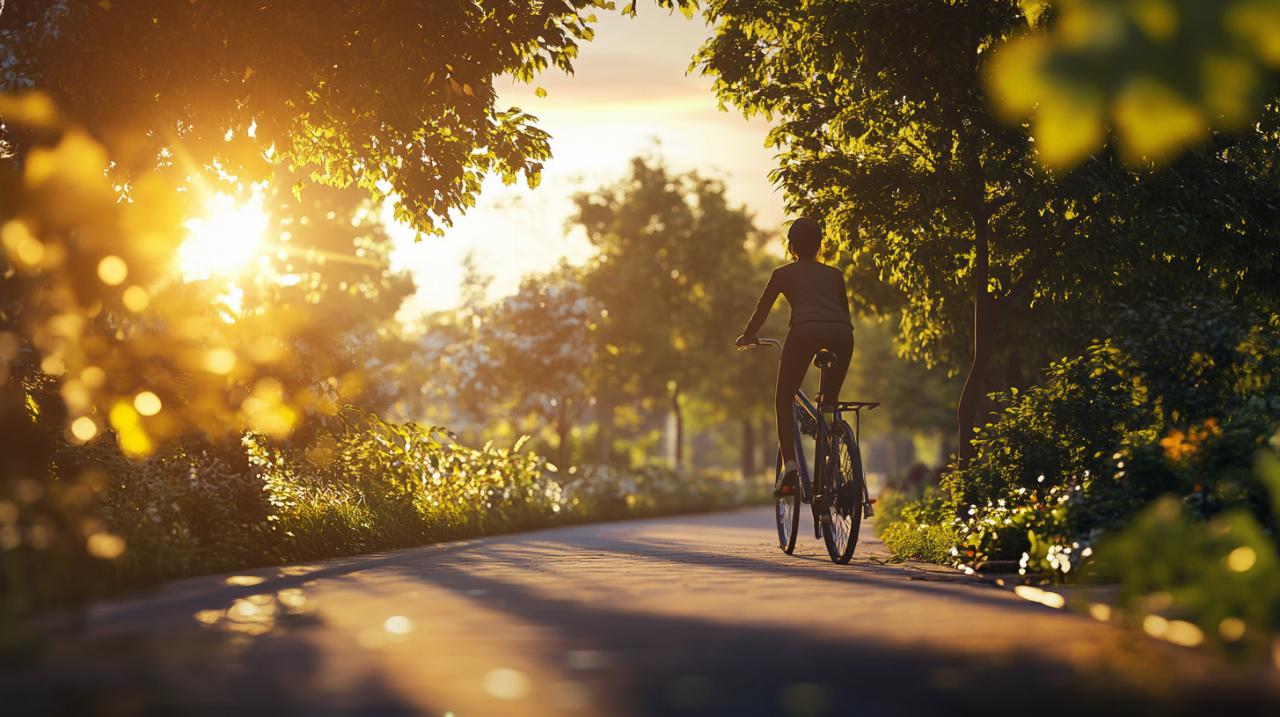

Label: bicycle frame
[739,337,878,507]
[789,389,822,504]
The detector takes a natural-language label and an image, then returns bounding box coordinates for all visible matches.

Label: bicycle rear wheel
[774,449,800,554]
[821,423,865,564]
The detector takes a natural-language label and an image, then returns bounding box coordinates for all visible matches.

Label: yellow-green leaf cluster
[988,0,1280,169]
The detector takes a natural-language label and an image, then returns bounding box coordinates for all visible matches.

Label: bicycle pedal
[863,503,875,519]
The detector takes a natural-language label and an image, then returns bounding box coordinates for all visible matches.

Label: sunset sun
[178,190,269,280]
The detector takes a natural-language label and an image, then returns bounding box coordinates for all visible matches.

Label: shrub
[942,341,1159,524]
[880,301,1280,576]
[940,299,1280,569]
[246,409,564,559]
[879,520,959,564]
[99,437,270,581]
[1090,443,1280,658]
[874,488,959,564]
[3,405,768,652]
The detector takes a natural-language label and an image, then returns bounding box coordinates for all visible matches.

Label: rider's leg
[775,325,816,474]
[818,326,855,403]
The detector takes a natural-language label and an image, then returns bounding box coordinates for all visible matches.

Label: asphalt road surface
[5,507,1278,716]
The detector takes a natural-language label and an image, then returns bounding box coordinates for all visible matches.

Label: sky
[386,8,784,320]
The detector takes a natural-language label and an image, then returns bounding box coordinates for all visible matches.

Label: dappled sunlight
[480,667,532,700]
[1013,584,1065,610]
[192,587,313,637]
[355,614,416,649]
[224,575,266,587]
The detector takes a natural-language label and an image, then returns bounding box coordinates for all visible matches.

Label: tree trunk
[957,203,997,468]
[671,386,684,469]
[740,417,755,478]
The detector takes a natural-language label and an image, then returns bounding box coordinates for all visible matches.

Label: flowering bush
[941,341,1160,526]
[880,301,1280,582]
[869,325,1280,663]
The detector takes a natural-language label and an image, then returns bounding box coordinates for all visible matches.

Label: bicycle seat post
[813,349,838,418]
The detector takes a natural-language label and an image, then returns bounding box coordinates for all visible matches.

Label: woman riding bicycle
[735,217,853,498]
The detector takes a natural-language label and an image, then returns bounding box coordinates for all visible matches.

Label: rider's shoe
[773,460,800,498]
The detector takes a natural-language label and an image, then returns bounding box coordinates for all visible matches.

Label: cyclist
[735,217,853,500]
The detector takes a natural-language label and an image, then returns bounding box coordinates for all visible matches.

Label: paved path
[5,508,1278,716]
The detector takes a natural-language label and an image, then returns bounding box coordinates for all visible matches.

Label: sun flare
[178,191,269,280]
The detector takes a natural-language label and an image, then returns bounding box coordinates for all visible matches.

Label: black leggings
[775,322,853,464]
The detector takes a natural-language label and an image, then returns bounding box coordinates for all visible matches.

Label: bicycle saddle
[813,349,836,369]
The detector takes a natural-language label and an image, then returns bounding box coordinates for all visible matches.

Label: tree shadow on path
[6,510,1280,716]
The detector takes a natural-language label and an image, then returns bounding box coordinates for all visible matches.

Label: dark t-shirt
[741,260,851,337]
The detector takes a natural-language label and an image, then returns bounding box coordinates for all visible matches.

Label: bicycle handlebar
[736,337,782,351]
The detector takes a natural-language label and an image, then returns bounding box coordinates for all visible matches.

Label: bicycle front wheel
[774,449,800,554]
[821,423,865,564]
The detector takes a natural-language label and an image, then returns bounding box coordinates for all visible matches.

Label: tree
[1,0,608,233]
[0,0,714,461]
[0,0,704,619]
[446,268,598,468]
[845,316,961,445]
[695,235,783,476]
[0,0,698,461]
[572,156,761,468]
[696,0,1280,465]
[248,180,416,419]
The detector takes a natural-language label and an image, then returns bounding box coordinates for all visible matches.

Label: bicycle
[738,337,878,564]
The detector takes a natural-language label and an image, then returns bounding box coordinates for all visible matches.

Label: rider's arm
[740,269,782,341]
[839,269,852,322]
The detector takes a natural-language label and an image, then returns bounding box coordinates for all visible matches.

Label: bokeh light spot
[81,366,106,387]
[1013,584,1065,609]
[86,532,126,559]
[70,416,98,442]
[122,285,150,312]
[481,668,531,700]
[205,348,237,375]
[134,391,163,416]
[225,575,265,587]
[1218,617,1246,642]
[277,588,307,610]
[2,220,45,268]
[383,615,412,635]
[1226,546,1257,572]
[97,255,128,285]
